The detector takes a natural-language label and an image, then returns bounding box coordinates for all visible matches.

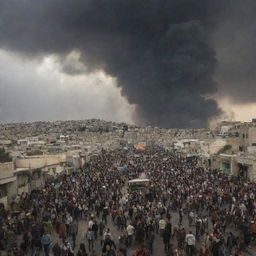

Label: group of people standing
[0,147,255,256]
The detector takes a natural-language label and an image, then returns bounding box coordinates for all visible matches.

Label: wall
[231,159,239,176]
[208,138,227,154]
[0,162,13,172]
[17,184,28,195]
[226,137,241,152]
[247,146,256,154]
[0,196,7,208]
[6,180,17,202]
[15,154,66,169]
[236,156,256,181]
[238,126,249,148]
[248,127,256,146]
[210,155,222,170]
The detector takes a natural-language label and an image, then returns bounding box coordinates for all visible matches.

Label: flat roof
[13,168,32,174]
[0,172,16,184]
[219,154,236,158]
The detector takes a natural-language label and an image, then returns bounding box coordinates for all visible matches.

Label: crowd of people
[0,147,256,256]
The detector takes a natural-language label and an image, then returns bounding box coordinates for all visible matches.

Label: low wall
[15,154,66,169]
[0,162,13,172]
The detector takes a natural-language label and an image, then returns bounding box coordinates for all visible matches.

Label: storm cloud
[0,50,134,123]
[0,0,254,128]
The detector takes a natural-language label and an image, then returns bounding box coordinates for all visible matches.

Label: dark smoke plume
[0,0,234,128]
[213,0,256,104]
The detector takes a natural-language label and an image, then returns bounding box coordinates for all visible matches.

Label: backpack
[92,223,98,231]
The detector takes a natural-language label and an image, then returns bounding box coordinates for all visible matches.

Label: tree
[217,144,232,154]
[0,148,11,163]
[27,150,43,156]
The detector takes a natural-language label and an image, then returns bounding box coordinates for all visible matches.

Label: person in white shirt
[188,211,194,227]
[103,228,113,241]
[159,218,167,237]
[66,214,73,236]
[185,231,196,256]
[126,223,135,246]
[88,218,94,230]
[62,240,73,255]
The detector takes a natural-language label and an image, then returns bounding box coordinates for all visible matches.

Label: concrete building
[0,154,71,208]
[0,162,17,208]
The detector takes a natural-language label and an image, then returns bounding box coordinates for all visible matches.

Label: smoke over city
[0,0,255,128]
[213,0,256,104]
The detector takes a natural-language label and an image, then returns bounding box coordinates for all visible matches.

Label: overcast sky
[0,49,134,124]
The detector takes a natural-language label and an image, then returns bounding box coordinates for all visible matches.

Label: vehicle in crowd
[128,178,150,192]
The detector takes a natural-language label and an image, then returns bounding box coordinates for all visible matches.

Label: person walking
[185,231,195,256]
[126,223,135,247]
[146,230,155,255]
[159,218,167,237]
[118,232,127,256]
[52,240,62,256]
[41,232,53,256]
[163,226,171,252]
[77,243,88,256]
[86,229,94,253]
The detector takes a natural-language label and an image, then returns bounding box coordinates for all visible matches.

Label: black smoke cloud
[0,0,238,128]
[213,0,256,104]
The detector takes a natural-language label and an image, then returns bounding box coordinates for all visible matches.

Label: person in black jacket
[104,244,116,256]
[52,241,62,256]
[118,232,127,256]
[163,226,172,252]
[146,230,155,255]
[102,235,116,254]
[76,243,88,256]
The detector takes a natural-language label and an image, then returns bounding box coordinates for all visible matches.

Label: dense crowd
[0,148,256,256]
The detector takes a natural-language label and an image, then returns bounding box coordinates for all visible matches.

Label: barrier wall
[15,154,66,169]
[0,162,13,172]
